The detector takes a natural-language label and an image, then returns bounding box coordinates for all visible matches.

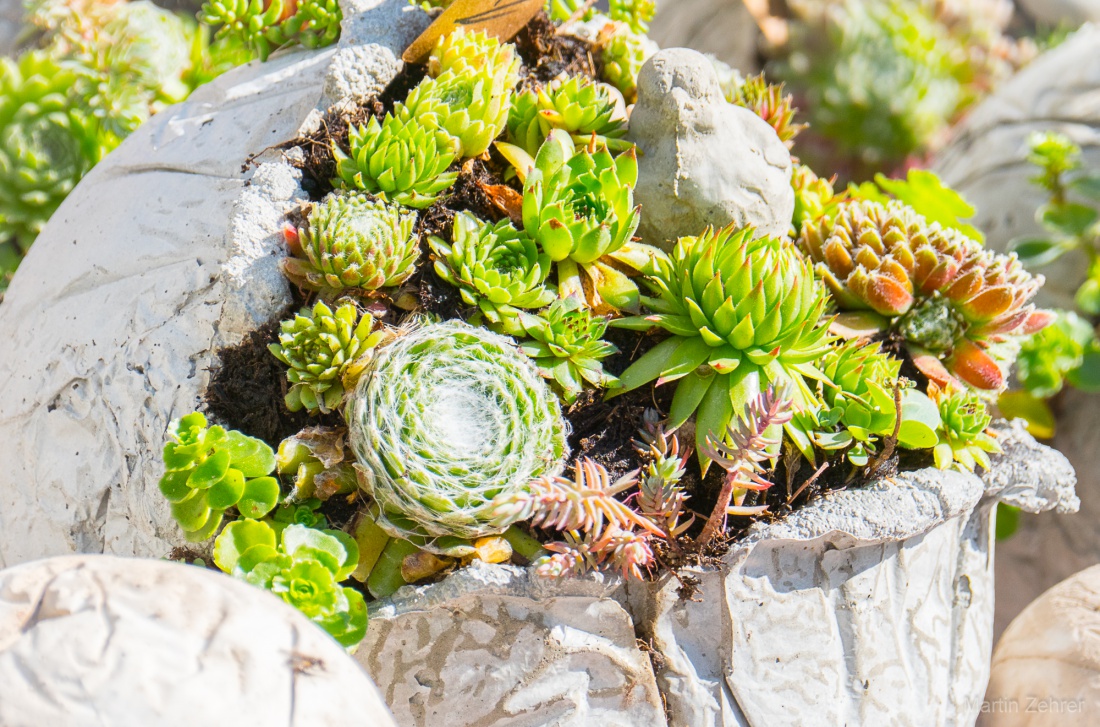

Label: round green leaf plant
[214,520,367,647]
[159,412,280,541]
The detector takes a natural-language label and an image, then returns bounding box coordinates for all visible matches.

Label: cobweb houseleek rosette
[612,225,833,465]
[346,322,568,550]
[429,212,555,336]
[283,191,419,296]
[799,199,1054,391]
[513,130,662,313]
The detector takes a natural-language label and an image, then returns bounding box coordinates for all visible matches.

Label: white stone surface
[1017,0,1100,25]
[0,0,425,569]
[980,564,1100,726]
[629,48,794,250]
[932,23,1100,310]
[0,554,396,727]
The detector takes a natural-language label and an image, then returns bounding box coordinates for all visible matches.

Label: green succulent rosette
[597,22,658,105]
[429,212,555,335]
[284,192,419,296]
[428,26,521,84]
[931,384,1001,472]
[403,67,517,160]
[615,225,833,464]
[334,107,459,209]
[201,0,342,61]
[214,520,366,647]
[269,301,389,414]
[159,413,280,542]
[518,296,620,404]
[346,321,568,550]
[0,51,101,255]
[521,130,652,312]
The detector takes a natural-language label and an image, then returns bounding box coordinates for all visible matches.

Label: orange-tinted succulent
[799,199,1054,391]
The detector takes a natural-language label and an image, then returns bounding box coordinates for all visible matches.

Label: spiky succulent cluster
[728,73,806,149]
[404,29,521,158]
[633,411,693,540]
[429,212,555,335]
[518,296,620,404]
[214,520,366,646]
[507,78,627,156]
[930,384,1000,472]
[283,192,419,296]
[335,112,459,209]
[596,22,659,104]
[159,413,280,541]
[200,0,342,61]
[791,164,843,235]
[800,199,1053,391]
[347,322,568,549]
[617,225,832,462]
[521,130,645,311]
[269,301,387,414]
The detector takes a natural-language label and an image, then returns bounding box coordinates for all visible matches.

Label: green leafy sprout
[159,413,280,541]
[518,295,620,404]
[214,520,366,647]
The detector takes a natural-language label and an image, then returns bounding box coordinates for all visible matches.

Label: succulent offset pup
[518,296,620,404]
[347,321,568,549]
[201,0,342,61]
[614,224,832,464]
[800,199,1054,391]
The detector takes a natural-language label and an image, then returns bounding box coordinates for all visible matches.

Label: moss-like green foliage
[347,321,568,549]
[269,301,388,414]
[522,130,644,311]
[214,520,366,647]
[615,225,832,464]
[200,0,341,61]
[518,296,619,404]
[1016,310,1100,399]
[283,192,419,296]
[930,384,1000,472]
[334,109,460,209]
[801,199,1054,391]
[429,212,555,336]
[159,413,279,541]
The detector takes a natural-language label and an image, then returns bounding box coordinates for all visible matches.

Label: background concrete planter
[0,2,1081,725]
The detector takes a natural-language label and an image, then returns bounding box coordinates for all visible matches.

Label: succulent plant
[800,199,1054,391]
[0,51,100,254]
[347,321,568,549]
[1016,310,1099,399]
[334,109,460,209]
[403,59,518,159]
[791,164,843,235]
[596,22,658,104]
[269,301,389,414]
[213,520,366,647]
[201,0,342,61]
[506,91,543,161]
[427,27,520,83]
[539,77,627,149]
[159,413,280,541]
[929,383,1000,472]
[283,192,419,296]
[517,296,620,404]
[728,73,806,148]
[276,427,360,502]
[632,411,693,539]
[429,212,555,336]
[521,130,646,311]
[615,225,832,463]
[608,0,657,34]
[697,386,793,542]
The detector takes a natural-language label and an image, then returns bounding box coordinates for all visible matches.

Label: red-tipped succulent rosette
[799,199,1054,392]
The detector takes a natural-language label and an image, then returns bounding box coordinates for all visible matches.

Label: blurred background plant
[0,0,344,296]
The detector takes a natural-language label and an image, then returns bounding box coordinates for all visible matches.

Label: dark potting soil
[514,12,598,87]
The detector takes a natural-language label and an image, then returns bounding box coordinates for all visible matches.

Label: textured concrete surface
[0,555,396,727]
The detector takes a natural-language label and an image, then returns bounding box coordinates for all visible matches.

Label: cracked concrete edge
[979,420,1080,514]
